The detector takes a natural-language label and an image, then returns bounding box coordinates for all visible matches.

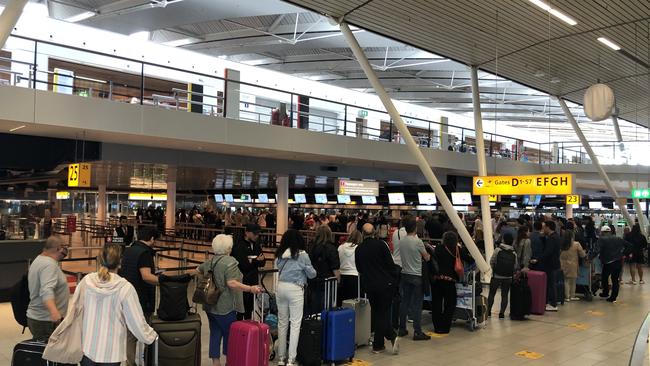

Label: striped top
[76,272,157,363]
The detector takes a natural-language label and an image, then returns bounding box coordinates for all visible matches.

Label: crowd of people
[23,208,648,365]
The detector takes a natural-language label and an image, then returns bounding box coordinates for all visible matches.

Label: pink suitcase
[227,320,270,366]
[527,270,547,315]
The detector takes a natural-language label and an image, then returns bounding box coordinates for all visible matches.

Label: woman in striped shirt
[77,244,158,365]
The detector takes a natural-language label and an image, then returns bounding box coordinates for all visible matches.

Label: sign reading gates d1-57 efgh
[473,174,574,196]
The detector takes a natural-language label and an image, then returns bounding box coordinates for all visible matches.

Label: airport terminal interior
[1,0,650,365]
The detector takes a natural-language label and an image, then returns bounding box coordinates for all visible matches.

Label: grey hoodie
[276,249,317,286]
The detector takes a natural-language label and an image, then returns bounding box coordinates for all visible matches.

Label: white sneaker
[565,298,571,302]
[277,359,286,366]
[545,305,559,312]
[570,297,580,301]
[286,359,297,366]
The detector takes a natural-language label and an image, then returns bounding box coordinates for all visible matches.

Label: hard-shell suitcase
[228,291,271,366]
[527,270,547,315]
[342,276,370,347]
[321,278,355,364]
[149,313,201,366]
[12,340,58,366]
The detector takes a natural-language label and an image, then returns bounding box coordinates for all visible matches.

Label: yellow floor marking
[345,359,372,366]
[586,310,605,316]
[568,323,591,330]
[516,350,544,360]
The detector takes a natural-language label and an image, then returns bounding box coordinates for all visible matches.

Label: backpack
[494,249,516,277]
[158,274,192,321]
[10,274,29,331]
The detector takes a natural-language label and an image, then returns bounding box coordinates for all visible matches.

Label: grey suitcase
[342,277,371,347]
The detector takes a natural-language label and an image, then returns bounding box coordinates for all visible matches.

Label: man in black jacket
[114,215,135,245]
[355,223,400,355]
[120,226,160,366]
[598,226,632,303]
[231,223,265,319]
[541,220,561,311]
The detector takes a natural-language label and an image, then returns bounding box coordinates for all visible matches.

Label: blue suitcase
[320,278,355,364]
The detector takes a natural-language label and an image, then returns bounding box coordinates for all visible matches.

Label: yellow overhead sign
[473,174,573,196]
[488,194,498,202]
[566,195,581,205]
[67,163,91,188]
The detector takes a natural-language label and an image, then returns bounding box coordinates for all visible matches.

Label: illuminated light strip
[528,0,577,26]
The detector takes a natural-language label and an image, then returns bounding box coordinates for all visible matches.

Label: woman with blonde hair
[45,244,157,366]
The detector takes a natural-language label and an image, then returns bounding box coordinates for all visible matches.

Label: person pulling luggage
[487,233,518,319]
[231,223,265,320]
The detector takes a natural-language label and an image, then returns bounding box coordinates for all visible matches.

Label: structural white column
[0,0,27,49]
[276,175,289,241]
[166,167,177,233]
[629,181,647,235]
[97,184,107,224]
[470,66,495,268]
[439,116,449,150]
[557,98,634,226]
[566,202,573,219]
[339,21,490,273]
[224,68,240,120]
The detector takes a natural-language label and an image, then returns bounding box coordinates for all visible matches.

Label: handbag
[43,279,85,364]
[192,256,225,305]
[454,246,464,279]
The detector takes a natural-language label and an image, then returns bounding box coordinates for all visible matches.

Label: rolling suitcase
[227,292,271,366]
[149,313,201,366]
[321,278,355,364]
[510,272,532,320]
[296,316,322,366]
[527,270,547,315]
[12,340,58,366]
[342,276,370,347]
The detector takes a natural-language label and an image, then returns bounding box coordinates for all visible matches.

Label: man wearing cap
[232,223,265,319]
[597,225,632,303]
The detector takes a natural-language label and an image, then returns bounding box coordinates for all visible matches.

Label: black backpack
[10,274,29,331]
[157,274,192,321]
[494,249,516,277]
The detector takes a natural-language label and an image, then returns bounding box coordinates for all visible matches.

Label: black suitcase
[148,314,201,366]
[510,274,532,320]
[296,317,321,366]
[12,340,56,366]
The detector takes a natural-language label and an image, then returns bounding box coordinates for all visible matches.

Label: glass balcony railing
[0,34,642,166]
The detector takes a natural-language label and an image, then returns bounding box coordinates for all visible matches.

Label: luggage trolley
[452,266,486,331]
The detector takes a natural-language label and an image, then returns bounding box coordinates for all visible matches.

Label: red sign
[65,215,77,233]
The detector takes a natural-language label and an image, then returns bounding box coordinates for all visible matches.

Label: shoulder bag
[453,246,464,279]
[192,256,225,305]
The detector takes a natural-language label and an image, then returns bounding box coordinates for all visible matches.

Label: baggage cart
[452,267,485,331]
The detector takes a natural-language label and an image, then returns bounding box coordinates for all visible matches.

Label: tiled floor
[2,280,649,366]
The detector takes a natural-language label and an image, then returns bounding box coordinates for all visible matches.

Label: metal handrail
[628,311,650,366]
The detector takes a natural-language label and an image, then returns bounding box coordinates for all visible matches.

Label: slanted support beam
[470,66,495,267]
[0,0,28,49]
[339,20,490,274]
[557,97,634,226]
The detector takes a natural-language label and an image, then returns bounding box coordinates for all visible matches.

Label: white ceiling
[6,0,650,144]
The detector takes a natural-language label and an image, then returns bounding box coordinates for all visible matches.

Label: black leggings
[487,277,512,315]
[431,280,457,334]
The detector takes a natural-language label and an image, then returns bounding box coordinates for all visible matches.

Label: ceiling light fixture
[64,11,95,23]
[597,37,621,51]
[528,0,577,25]
[9,125,26,132]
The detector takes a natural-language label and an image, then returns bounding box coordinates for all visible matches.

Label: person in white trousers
[275,230,317,366]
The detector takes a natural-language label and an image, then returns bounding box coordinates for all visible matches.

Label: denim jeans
[277,281,304,362]
[399,274,423,334]
[206,311,237,359]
